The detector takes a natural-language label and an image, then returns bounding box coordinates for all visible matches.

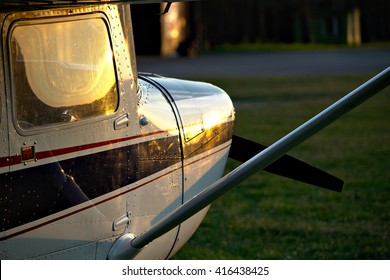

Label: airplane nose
[139,74,235,146]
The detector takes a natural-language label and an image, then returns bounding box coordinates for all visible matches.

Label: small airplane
[0,0,389,260]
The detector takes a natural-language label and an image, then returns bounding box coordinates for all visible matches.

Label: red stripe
[0,142,231,241]
[0,119,234,169]
[0,130,171,168]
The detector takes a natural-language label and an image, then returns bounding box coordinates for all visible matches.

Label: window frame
[6,12,119,135]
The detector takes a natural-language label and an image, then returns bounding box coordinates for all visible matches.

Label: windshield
[10,16,118,129]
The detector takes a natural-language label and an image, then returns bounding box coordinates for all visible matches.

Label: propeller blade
[229,134,344,192]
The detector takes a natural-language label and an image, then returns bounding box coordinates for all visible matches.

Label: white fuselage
[0,3,234,259]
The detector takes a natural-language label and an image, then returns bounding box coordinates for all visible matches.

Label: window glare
[11,17,118,129]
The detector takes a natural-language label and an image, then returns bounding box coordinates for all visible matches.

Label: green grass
[173,74,390,259]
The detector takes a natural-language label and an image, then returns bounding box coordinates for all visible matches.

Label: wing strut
[107,66,390,260]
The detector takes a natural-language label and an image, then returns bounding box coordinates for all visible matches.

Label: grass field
[173,74,390,260]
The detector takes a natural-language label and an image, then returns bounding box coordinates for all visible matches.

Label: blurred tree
[195,0,389,48]
[131,0,390,54]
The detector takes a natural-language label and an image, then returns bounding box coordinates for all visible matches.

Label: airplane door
[2,10,136,259]
[1,6,183,260]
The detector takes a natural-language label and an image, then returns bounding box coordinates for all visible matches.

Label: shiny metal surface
[0,2,235,260]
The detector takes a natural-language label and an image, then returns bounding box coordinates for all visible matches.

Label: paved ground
[137,48,390,78]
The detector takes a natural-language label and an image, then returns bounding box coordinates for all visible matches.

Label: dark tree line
[131,0,390,55]
[190,0,390,47]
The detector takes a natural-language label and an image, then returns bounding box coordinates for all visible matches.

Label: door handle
[114,114,129,130]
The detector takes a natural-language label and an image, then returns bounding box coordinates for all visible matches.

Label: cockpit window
[9,16,118,130]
